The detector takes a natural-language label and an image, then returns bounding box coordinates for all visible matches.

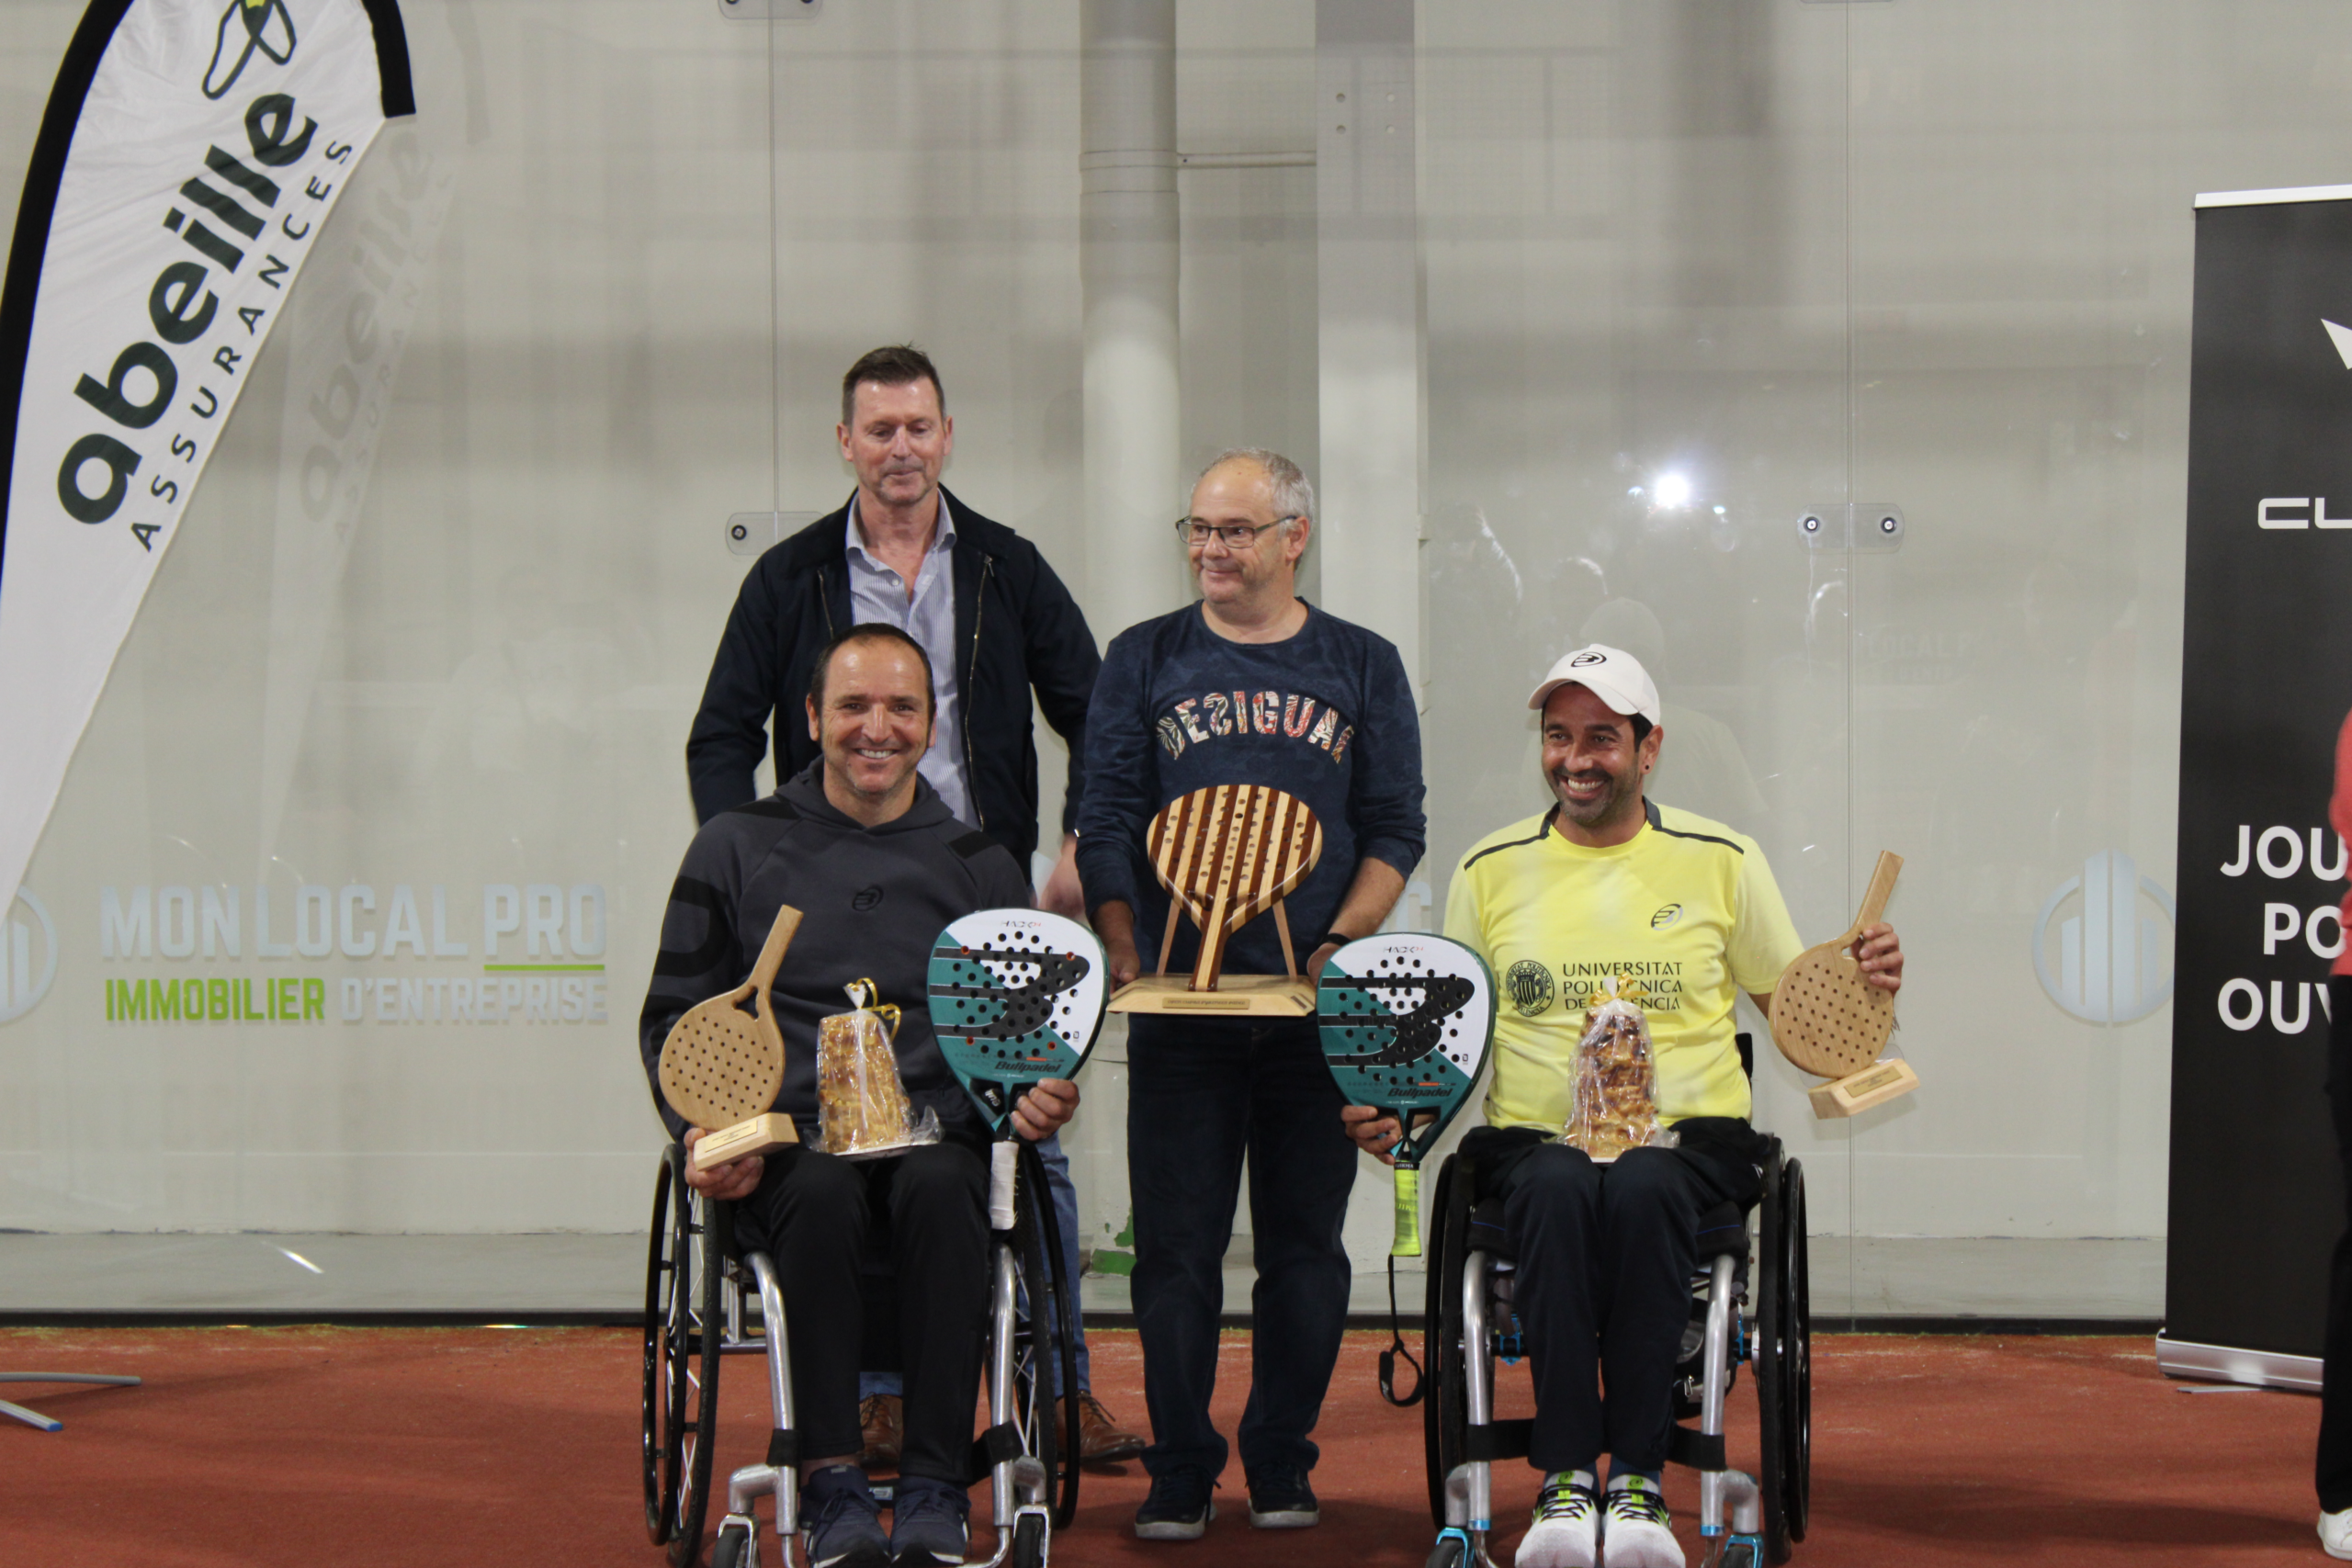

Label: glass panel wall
[6,0,2352,1314]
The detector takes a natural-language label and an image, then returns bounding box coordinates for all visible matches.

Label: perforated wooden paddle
[1147,784,1323,990]
[660,903,802,1168]
[1770,852,1902,1077]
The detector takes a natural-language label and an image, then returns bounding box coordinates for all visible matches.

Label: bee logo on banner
[0,0,415,932]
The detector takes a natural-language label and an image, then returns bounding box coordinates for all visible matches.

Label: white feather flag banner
[0,0,413,913]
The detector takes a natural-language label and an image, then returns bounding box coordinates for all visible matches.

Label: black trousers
[1125,1017,1358,1482]
[2321,976,2352,1510]
[733,1140,989,1483]
[1489,1140,1719,1475]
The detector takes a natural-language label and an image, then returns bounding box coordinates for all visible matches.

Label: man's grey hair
[1202,447,1316,535]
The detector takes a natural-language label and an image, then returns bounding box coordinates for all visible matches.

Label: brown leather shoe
[1070,1390,1146,1463]
[857,1393,903,1470]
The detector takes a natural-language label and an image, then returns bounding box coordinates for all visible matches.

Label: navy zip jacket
[639,763,1033,1143]
[685,489,1101,867]
[1075,602,1427,978]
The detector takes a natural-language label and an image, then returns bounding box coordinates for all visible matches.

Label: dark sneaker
[1245,1464,1319,1529]
[888,1474,971,1568]
[1134,1467,1216,1541]
[805,1465,891,1568]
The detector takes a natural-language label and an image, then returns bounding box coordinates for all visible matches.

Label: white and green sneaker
[1514,1471,1598,1568]
[2323,1505,2352,1561]
[1599,1475,1680,1568]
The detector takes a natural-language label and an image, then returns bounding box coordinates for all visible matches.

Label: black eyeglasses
[1174,515,1298,548]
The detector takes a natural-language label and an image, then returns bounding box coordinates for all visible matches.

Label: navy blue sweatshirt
[1075,603,1426,977]
[639,763,1033,1142]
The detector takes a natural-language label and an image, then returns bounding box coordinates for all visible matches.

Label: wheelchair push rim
[643,1147,679,1544]
[1757,1152,1810,1564]
[1008,1138,1081,1531]
[650,1150,726,1568]
[1422,1154,1471,1532]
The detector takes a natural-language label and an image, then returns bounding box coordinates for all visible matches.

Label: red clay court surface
[3,1326,2328,1567]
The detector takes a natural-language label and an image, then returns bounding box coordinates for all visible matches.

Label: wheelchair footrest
[1464,1418,1532,1462]
[1666,1424,1725,1472]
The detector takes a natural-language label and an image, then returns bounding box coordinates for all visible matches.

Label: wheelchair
[1419,1089,1810,1568]
[640,1135,1082,1568]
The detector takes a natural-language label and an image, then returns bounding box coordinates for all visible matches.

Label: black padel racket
[1318,933,1495,1257]
[928,909,1108,1137]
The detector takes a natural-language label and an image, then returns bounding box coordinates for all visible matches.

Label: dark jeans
[2321,976,2352,1509]
[733,1140,988,1483]
[1487,1140,1720,1475]
[1126,1016,1358,1483]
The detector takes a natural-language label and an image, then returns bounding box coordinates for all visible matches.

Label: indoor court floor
[5,1326,2324,1567]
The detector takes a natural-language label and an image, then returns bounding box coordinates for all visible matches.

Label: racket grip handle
[989,1141,1019,1233]
[1391,1166,1422,1258]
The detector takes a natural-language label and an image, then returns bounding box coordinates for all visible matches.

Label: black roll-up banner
[2168,191,2352,1359]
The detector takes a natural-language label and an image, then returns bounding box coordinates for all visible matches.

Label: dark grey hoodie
[639,761,1033,1143]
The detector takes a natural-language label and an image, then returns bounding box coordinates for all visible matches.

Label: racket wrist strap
[1377,1252,1425,1407]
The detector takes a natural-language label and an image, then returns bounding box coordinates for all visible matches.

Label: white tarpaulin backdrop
[0,0,412,917]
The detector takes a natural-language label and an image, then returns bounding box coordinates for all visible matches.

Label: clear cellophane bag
[1565,979,1675,1162]
[817,979,940,1158]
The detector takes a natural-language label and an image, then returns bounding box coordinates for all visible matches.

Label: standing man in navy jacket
[685,345,1142,1464]
[1078,448,1427,1539]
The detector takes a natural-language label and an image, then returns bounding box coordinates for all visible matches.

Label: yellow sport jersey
[1444,799,1804,1130]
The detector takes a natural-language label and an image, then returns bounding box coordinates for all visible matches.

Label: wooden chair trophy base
[1807,1056,1919,1119]
[1105,784,1326,1020]
[690,1111,799,1172]
[1108,973,1317,1016]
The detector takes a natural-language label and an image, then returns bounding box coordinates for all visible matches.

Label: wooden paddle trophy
[660,904,804,1171]
[1770,852,1918,1118]
[1106,784,1324,1016]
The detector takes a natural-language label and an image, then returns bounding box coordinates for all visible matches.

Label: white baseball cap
[1526,643,1661,726]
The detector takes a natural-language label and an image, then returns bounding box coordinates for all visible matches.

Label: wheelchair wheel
[1757,1153,1810,1564]
[1023,1142,1082,1526]
[1012,1512,1047,1568]
[1011,1142,1077,1529]
[644,1149,679,1543]
[1424,1535,1469,1568]
[653,1154,727,1568]
[1422,1154,1472,1530]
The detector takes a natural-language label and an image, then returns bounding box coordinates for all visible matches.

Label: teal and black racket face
[928,910,1108,1137]
[1318,933,1495,1165]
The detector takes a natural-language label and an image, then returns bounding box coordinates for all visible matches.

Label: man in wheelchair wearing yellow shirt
[1343,644,1902,1568]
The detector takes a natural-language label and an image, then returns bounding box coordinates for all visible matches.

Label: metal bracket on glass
[728,512,822,558]
[716,0,822,19]
[1797,503,1905,553]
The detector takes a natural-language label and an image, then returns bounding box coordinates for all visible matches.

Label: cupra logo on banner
[0,889,59,1025]
[2031,851,2177,1024]
[205,0,299,100]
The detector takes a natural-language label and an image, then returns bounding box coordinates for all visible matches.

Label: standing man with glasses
[1077,448,1427,1539]
[684,344,1144,1466]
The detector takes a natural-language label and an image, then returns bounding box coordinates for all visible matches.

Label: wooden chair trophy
[1770,851,1919,1118]
[1107,784,1324,1016]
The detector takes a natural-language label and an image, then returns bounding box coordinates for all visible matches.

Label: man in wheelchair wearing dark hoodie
[1341,645,1902,1568]
[642,623,1080,1568]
